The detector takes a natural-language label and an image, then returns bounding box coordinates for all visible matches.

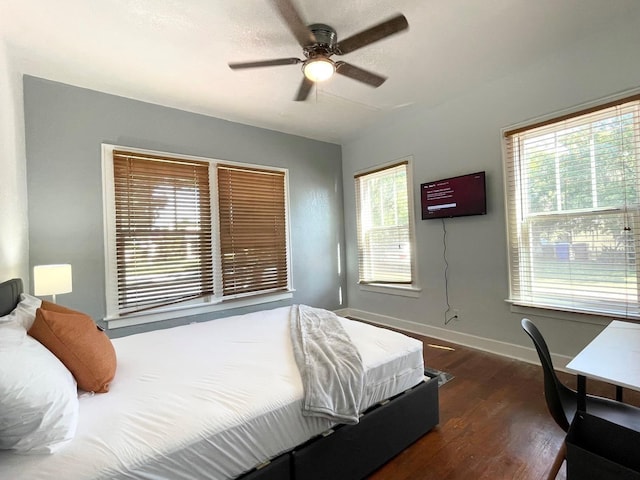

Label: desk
[566,320,640,411]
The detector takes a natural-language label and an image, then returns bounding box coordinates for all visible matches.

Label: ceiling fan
[228,0,409,101]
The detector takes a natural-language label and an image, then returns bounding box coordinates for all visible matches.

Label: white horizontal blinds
[217,164,288,296]
[355,161,412,284]
[504,94,640,317]
[113,150,214,314]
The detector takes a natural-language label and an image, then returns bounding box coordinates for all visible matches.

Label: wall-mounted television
[421,171,487,220]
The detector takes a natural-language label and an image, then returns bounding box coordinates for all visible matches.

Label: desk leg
[577,375,586,412]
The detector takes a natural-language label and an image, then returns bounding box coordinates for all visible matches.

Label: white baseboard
[335,307,574,372]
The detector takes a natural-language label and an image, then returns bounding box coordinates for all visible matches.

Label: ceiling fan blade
[270,0,316,47]
[229,58,302,69]
[294,77,314,101]
[335,14,409,55]
[335,62,386,87]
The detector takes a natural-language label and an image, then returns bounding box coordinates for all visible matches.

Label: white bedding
[0,306,424,480]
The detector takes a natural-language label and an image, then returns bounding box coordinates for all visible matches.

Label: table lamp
[33,264,73,303]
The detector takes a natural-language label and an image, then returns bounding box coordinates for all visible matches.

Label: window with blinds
[504,94,640,318]
[104,147,290,319]
[217,165,288,296]
[112,150,214,313]
[355,161,414,284]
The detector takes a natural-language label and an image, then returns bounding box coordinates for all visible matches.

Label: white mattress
[0,306,424,480]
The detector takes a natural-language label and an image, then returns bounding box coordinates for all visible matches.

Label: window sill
[359,283,422,298]
[105,290,294,329]
[506,299,626,326]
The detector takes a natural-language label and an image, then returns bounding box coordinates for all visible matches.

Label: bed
[0,278,439,479]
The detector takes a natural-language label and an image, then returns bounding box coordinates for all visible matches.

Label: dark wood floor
[366,331,640,480]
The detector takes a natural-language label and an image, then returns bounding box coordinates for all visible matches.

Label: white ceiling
[2,0,638,144]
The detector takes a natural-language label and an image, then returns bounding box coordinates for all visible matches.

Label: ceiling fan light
[303,58,335,82]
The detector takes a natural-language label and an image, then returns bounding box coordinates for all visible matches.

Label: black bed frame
[0,278,439,480]
[239,376,438,480]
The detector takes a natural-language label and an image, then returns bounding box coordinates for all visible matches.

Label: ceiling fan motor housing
[304,23,337,59]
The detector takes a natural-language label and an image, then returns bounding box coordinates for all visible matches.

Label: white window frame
[354,156,421,297]
[503,92,640,319]
[101,144,293,329]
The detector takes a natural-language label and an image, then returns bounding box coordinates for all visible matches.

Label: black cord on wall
[442,218,458,325]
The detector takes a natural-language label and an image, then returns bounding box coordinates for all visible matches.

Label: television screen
[421,171,487,219]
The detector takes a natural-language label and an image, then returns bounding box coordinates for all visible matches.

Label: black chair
[521,318,640,479]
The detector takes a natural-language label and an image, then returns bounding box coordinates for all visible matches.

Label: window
[217,165,288,296]
[103,146,291,324]
[504,94,640,318]
[354,159,416,287]
[112,150,214,313]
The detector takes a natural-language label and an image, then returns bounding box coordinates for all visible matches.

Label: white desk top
[566,320,640,392]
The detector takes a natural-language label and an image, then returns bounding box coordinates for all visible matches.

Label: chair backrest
[521,318,573,431]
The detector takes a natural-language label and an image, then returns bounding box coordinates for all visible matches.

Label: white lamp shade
[303,58,335,82]
[33,264,73,296]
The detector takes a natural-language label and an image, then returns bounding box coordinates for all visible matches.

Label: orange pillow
[28,305,117,393]
[40,300,85,315]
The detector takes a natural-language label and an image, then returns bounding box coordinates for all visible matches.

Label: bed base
[239,375,439,480]
[239,454,291,480]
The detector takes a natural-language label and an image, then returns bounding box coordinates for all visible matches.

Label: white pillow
[0,293,42,331]
[15,293,42,330]
[0,318,26,342]
[0,322,79,454]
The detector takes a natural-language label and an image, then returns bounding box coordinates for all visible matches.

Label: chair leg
[547,441,566,480]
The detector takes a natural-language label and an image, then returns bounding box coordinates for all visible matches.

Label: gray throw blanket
[290,305,365,425]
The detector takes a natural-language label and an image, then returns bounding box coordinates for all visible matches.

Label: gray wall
[0,42,29,283]
[342,9,640,358]
[23,76,344,336]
